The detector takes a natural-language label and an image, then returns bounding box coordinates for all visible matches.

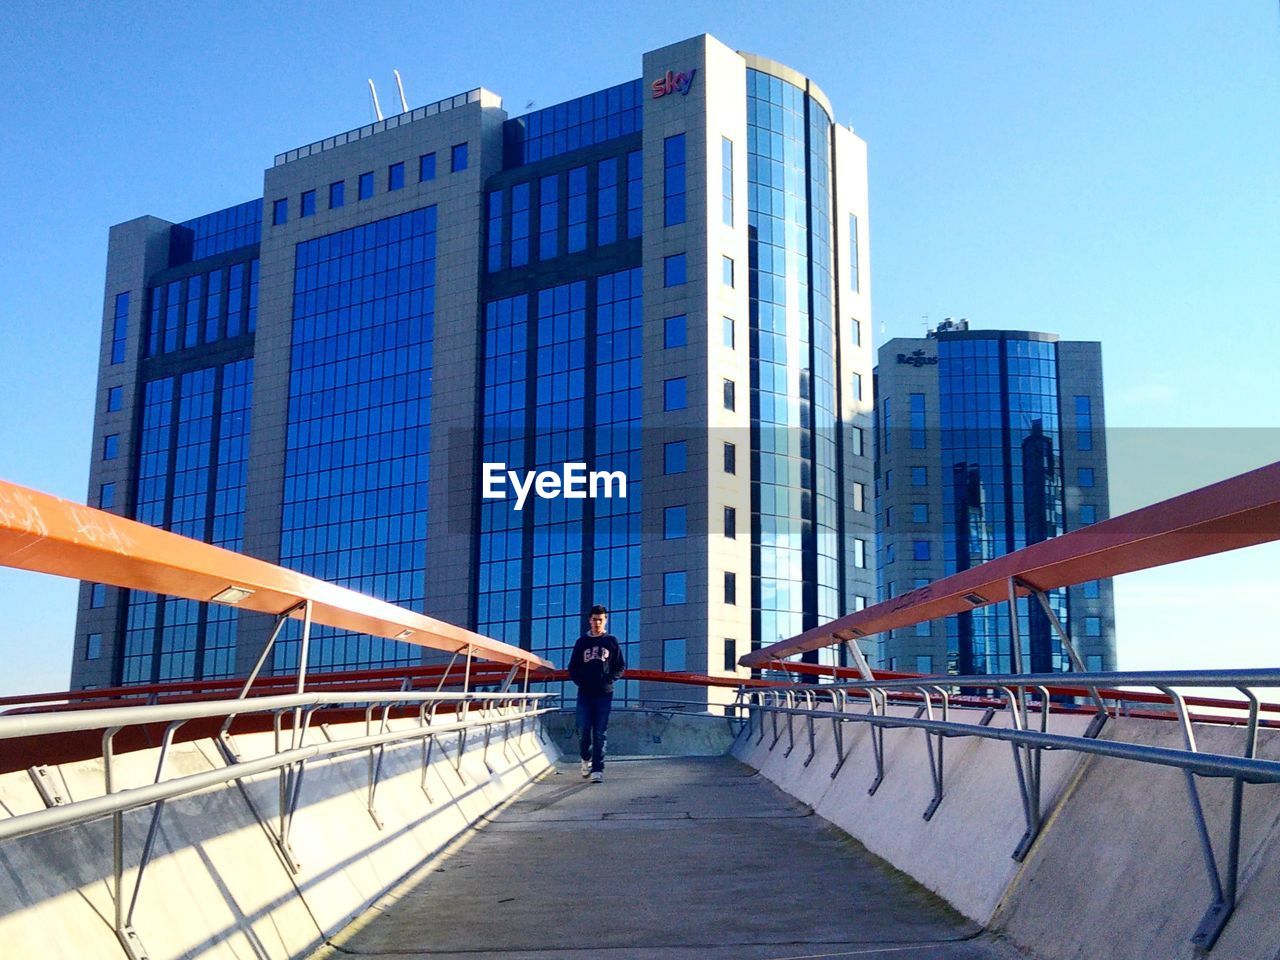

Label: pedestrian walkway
[312,756,1027,959]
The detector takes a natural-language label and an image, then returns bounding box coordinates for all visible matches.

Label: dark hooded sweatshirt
[568,632,626,695]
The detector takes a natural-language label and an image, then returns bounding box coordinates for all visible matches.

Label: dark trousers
[576,690,613,773]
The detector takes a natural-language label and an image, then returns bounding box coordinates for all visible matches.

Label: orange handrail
[0,479,551,670]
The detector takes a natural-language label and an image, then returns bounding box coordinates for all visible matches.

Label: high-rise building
[874,321,1116,675]
[72,34,876,704]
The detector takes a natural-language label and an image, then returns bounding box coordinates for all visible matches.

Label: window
[358,171,374,200]
[1085,616,1102,637]
[272,198,287,225]
[1079,467,1095,488]
[106,386,123,412]
[852,371,863,401]
[883,469,893,491]
[597,157,618,244]
[916,655,934,674]
[626,149,643,238]
[885,542,896,564]
[328,180,345,209]
[300,189,316,217]
[724,638,737,672]
[912,503,929,523]
[664,441,687,474]
[451,142,468,171]
[664,572,687,605]
[911,466,928,486]
[103,434,119,460]
[664,506,687,540]
[664,133,686,226]
[419,152,437,182]
[913,540,931,561]
[852,482,865,512]
[664,254,686,287]
[723,379,735,412]
[664,377,687,411]
[723,442,736,475]
[850,317,861,347]
[1086,655,1103,672]
[910,393,926,449]
[1082,579,1100,599]
[388,161,405,191]
[85,633,102,661]
[89,583,106,608]
[853,595,868,612]
[99,483,115,509]
[723,316,735,349]
[724,571,737,605]
[663,637,687,671]
[854,539,866,568]
[721,137,733,226]
[722,256,734,288]
[538,174,559,259]
[110,291,129,364]
[510,182,531,267]
[664,314,687,348]
[486,191,504,273]
[567,166,588,252]
[849,213,860,292]
[1080,504,1097,525]
[884,505,893,528]
[1075,395,1093,451]
[724,506,736,539]
[851,426,864,457]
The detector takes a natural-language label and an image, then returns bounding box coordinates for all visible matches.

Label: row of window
[485,151,642,271]
[143,259,259,358]
[272,143,468,226]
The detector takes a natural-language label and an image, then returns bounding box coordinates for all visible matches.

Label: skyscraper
[875,321,1116,675]
[73,34,876,704]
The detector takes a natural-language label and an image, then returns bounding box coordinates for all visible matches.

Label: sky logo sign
[651,68,697,98]
[482,463,628,511]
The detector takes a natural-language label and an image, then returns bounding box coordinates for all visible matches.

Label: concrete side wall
[993,718,1280,960]
[734,702,1091,923]
[734,706,1280,960]
[0,715,558,960]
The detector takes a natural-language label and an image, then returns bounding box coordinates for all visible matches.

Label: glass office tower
[874,322,1116,676]
[73,35,876,706]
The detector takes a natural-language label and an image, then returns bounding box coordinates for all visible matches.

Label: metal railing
[2,688,554,960]
[734,668,1280,952]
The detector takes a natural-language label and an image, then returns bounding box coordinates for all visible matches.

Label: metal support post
[1022,579,1108,729]
[920,686,947,820]
[867,689,886,795]
[1007,577,1025,675]
[1162,686,1253,951]
[1005,685,1043,861]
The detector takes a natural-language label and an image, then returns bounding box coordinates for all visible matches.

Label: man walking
[568,604,625,783]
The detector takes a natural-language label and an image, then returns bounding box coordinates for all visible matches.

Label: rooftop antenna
[393,70,409,113]
[368,78,384,122]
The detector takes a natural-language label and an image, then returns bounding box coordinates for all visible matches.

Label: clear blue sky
[1,1,1277,695]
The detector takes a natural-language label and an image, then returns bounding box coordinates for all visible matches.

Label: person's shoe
[580,759,591,778]
[590,770,603,783]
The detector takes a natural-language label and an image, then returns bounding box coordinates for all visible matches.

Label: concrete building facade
[874,321,1116,675]
[72,34,877,703]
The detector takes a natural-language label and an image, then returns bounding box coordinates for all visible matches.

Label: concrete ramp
[313,755,1027,959]
[0,716,556,960]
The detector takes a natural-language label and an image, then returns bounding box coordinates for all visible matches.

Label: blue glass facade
[505,80,643,165]
[120,359,253,683]
[746,68,842,650]
[174,198,263,263]
[276,207,438,673]
[938,336,1068,674]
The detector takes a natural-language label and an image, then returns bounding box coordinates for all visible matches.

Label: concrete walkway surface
[311,756,1027,959]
